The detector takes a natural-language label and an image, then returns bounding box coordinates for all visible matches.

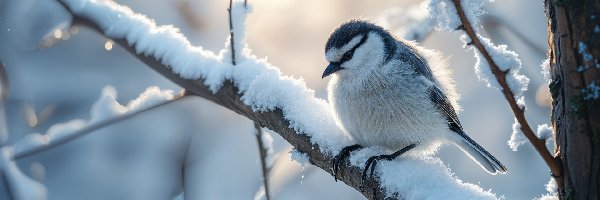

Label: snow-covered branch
[13,86,184,160]
[55,0,499,199]
[429,0,562,190]
[1,85,180,200]
[1,148,47,200]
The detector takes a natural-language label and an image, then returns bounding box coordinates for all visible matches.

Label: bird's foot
[360,144,417,189]
[332,144,362,182]
[360,154,391,191]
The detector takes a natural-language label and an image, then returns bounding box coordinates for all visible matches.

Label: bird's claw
[332,154,341,181]
[361,155,383,187]
[360,144,417,187]
[332,144,362,182]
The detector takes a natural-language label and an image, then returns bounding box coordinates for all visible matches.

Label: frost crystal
[537,178,558,200]
[428,0,461,31]
[516,96,526,110]
[508,118,526,151]
[290,148,310,166]
[473,35,529,98]
[428,0,486,31]
[536,124,554,142]
[540,58,551,83]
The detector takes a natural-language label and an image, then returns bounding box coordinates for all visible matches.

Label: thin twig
[254,122,272,200]
[450,0,562,180]
[0,61,8,147]
[0,62,8,101]
[13,95,187,160]
[228,0,236,65]
[227,2,271,198]
[1,172,14,200]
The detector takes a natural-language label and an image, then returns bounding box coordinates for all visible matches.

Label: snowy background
[0,0,552,199]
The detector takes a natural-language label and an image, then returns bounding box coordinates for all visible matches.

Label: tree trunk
[545,0,600,199]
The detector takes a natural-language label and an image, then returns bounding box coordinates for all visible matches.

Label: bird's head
[322,20,397,79]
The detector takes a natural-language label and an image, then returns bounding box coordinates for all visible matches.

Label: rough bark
[545,0,600,199]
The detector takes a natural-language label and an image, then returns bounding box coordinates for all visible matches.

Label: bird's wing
[412,59,435,83]
[396,44,436,83]
[428,86,463,132]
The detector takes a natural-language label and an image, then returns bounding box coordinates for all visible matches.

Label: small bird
[322,20,507,184]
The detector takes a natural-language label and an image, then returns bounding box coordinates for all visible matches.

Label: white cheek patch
[344,32,385,68]
[325,35,364,62]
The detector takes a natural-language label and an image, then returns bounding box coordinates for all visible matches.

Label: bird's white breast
[327,67,450,154]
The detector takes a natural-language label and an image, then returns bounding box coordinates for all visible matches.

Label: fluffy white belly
[329,78,449,153]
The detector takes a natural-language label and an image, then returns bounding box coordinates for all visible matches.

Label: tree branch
[65,7,393,200]
[13,95,187,160]
[451,0,563,185]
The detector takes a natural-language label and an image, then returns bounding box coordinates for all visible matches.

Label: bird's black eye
[343,50,353,61]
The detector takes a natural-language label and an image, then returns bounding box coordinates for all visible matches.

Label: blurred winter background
[0,0,551,199]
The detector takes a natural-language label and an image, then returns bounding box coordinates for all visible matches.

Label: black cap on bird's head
[322,20,397,78]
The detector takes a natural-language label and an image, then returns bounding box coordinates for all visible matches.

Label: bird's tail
[453,130,507,174]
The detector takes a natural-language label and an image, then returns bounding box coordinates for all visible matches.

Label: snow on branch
[12,86,182,160]
[428,0,562,180]
[2,82,180,200]
[57,0,498,199]
[1,147,47,200]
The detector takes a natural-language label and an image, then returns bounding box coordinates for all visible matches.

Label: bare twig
[254,123,272,200]
[0,62,8,101]
[0,61,8,146]
[13,95,187,160]
[227,2,271,198]
[451,0,563,185]
[227,0,236,65]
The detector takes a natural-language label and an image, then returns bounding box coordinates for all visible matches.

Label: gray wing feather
[428,86,508,173]
[397,44,435,83]
[428,86,462,131]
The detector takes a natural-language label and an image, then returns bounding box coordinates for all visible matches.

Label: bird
[322,20,507,185]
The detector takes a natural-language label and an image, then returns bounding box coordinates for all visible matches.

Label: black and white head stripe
[325,20,397,62]
[326,34,368,64]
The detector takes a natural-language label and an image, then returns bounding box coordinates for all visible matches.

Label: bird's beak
[322,62,342,79]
